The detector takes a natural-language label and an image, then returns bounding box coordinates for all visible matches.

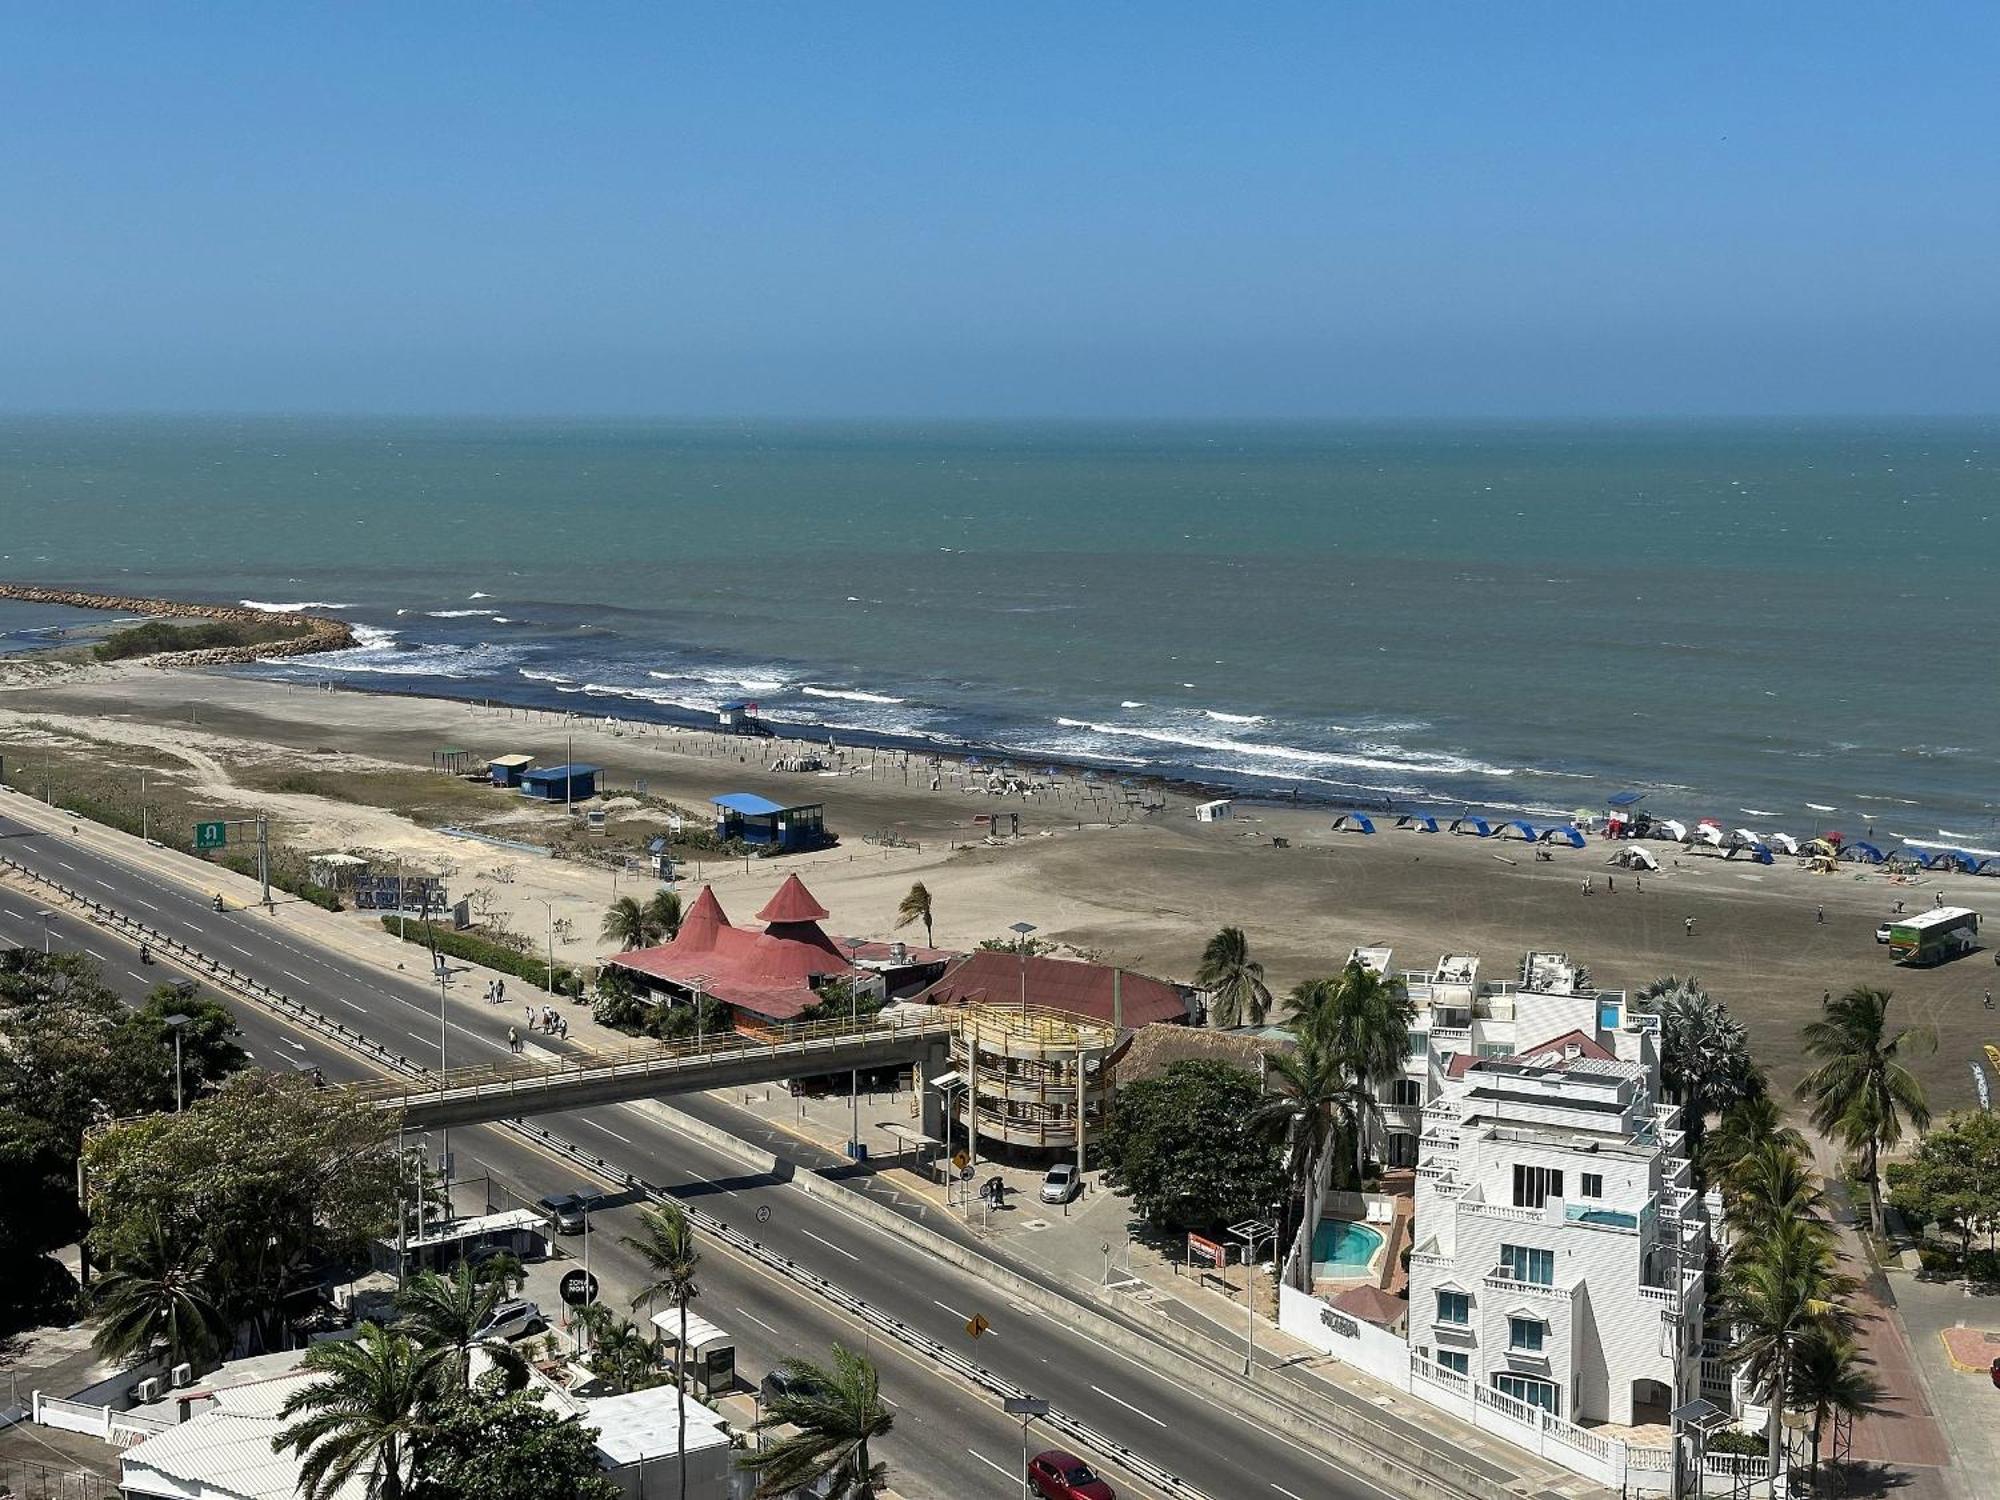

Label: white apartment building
[1406,1041,1711,1427]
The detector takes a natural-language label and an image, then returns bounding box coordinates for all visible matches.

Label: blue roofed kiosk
[520,763,601,802]
[713,793,828,853]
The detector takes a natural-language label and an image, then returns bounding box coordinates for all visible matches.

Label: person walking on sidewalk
[507,1025,520,1054]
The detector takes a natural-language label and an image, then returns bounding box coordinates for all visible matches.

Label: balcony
[1483,1266,1575,1303]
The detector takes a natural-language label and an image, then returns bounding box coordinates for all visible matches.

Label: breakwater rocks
[0,585,355,665]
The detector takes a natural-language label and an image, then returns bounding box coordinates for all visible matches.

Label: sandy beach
[3,658,1994,1110]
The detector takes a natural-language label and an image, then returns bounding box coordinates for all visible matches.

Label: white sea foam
[1740,808,1781,818]
[467,591,492,599]
[517,668,574,685]
[298,627,520,679]
[1119,700,1146,709]
[801,686,906,705]
[426,608,500,618]
[646,667,789,696]
[1200,709,1263,725]
[240,599,354,612]
[1050,717,1518,777]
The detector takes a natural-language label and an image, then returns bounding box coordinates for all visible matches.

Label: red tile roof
[756,874,830,924]
[1507,1029,1615,1066]
[1330,1284,1408,1327]
[913,951,1187,1029]
[609,878,855,1023]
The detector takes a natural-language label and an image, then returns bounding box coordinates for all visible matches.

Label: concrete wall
[1278,1285,1412,1390]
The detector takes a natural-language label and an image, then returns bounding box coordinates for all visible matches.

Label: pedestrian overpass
[357,1010,968,1131]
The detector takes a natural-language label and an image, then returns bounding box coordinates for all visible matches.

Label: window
[1392,1078,1422,1107]
[1438,1350,1470,1375]
[1509,1317,1545,1352]
[1512,1165,1564,1209]
[1493,1373,1561,1416]
[1436,1290,1470,1326]
[1500,1244,1555,1286]
[1580,1173,1603,1200]
[1407,1030,1428,1056]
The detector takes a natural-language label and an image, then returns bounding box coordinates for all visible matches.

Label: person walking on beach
[496,978,505,1003]
[507,1025,520,1054]
[1815,905,1824,924]
[525,1003,535,1031]
[1684,916,1696,937]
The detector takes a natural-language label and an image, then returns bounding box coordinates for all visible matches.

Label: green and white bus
[1886,906,1980,965]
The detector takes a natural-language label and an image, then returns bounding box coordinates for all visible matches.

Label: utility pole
[164,1013,191,1113]
[140,771,148,843]
[1002,1397,1049,1500]
[536,897,557,993]
[257,814,271,908]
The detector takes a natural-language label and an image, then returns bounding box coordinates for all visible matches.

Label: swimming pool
[1311,1218,1386,1277]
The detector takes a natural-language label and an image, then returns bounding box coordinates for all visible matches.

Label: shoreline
[0,654,1994,1111]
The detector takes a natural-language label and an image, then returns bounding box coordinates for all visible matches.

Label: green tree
[1285,959,1414,1092]
[1723,1140,1829,1246]
[472,1249,524,1298]
[894,881,934,947]
[1796,986,1934,1236]
[89,1214,229,1373]
[1724,1214,1857,1475]
[1886,1110,2000,1274]
[1095,1059,1285,1234]
[407,1379,619,1500]
[1195,926,1272,1029]
[600,896,661,951]
[0,950,153,1138]
[574,1308,662,1395]
[273,1322,451,1500]
[0,1108,85,1332]
[624,1201,701,1500]
[1251,1031,1377,1263]
[1705,1093,1805,1189]
[116,986,249,1112]
[394,1264,527,1390]
[741,1344,893,1500]
[1637,976,1761,1169]
[86,1073,406,1350]
[644,888,684,943]
[1789,1330,1884,1495]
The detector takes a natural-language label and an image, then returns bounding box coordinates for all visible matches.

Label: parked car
[537,1192,591,1235]
[1876,922,1893,944]
[760,1365,829,1408]
[1039,1163,1081,1205]
[1990,1355,2000,1390]
[475,1298,543,1341]
[1028,1450,1114,1500]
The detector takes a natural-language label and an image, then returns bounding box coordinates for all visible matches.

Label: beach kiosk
[713,792,827,852]
[487,753,534,788]
[649,1310,735,1399]
[519,763,600,803]
[1194,798,1233,823]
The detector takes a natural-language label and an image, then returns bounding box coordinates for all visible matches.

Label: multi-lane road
[0,799,1462,1500]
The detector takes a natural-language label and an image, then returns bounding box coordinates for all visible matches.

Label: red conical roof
[755,874,830,925]
[674,886,731,952]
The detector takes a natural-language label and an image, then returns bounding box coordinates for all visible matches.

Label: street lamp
[1001,1396,1050,1500]
[1227,1217,1277,1375]
[686,973,712,1053]
[842,940,865,1160]
[162,1013,191,1113]
[1008,922,1037,1017]
[534,896,558,994]
[36,909,54,954]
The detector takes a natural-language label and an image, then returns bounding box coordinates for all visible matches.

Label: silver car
[475,1298,543,1341]
[1039,1163,1081,1205]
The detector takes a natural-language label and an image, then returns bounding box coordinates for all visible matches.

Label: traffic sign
[964,1313,991,1339]
[951,1150,969,1171]
[194,821,227,851]
[558,1269,600,1307]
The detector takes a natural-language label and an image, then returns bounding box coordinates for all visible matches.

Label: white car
[476,1298,544,1341]
[1039,1163,1081,1205]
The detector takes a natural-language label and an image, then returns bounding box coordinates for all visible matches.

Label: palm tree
[1723,1140,1829,1246]
[90,1215,229,1373]
[741,1344,893,1499]
[471,1248,524,1298]
[1724,1214,1857,1476]
[392,1263,525,1390]
[1251,1030,1374,1279]
[1637,976,1760,1168]
[601,896,659,950]
[894,882,934,947]
[1705,1093,1805,1187]
[1195,926,1272,1029]
[1287,960,1414,1089]
[1796,985,1935,1236]
[272,1322,450,1500]
[644,888,684,943]
[624,1201,701,1500]
[1790,1329,1883,1495]
[587,1314,664,1395]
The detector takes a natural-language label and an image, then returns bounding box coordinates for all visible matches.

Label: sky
[1,4,1995,418]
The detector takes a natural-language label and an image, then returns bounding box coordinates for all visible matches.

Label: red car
[1990,1355,2000,1390]
[1028,1449,1115,1500]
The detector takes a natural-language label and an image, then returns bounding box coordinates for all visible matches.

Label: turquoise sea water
[1,416,1994,841]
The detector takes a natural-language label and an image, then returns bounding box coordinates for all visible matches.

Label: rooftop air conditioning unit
[890,942,908,964]
[171,1363,193,1387]
[134,1377,163,1403]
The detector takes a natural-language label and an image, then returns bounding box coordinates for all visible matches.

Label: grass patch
[241,766,503,826]
[92,618,312,662]
[380,917,582,995]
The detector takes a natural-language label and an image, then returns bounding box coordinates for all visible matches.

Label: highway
[0,801,1437,1500]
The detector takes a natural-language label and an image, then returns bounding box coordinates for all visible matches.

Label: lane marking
[966,1449,1013,1482]
[1274,1486,1306,1500]
[282,1038,307,1053]
[933,1298,998,1336]
[583,1120,634,1145]
[53,859,75,871]
[1089,1384,1166,1427]
[736,1308,780,1336]
[133,898,160,912]
[798,1228,860,1263]
[127,971,150,984]
[85,948,106,960]
[282,971,308,986]
[227,943,253,957]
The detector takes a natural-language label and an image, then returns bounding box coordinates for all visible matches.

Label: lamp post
[1001,1397,1050,1500]
[843,940,865,1159]
[1008,922,1037,1017]
[1227,1217,1277,1375]
[687,973,712,1053]
[36,909,54,954]
[162,1013,191,1113]
[534,897,557,994]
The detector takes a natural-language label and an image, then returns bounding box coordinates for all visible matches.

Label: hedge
[379,917,581,995]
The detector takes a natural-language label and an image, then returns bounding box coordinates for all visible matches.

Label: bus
[1886,906,1980,965]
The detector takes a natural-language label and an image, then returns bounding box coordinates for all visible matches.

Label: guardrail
[0,852,1214,1500]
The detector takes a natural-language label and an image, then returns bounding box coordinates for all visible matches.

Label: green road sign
[194,821,227,850]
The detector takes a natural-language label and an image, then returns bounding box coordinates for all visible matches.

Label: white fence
[31,1393,173,1448]
[1277,1284,1411,1389]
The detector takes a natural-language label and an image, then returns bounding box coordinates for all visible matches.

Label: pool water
[1311,1218,1386,1275]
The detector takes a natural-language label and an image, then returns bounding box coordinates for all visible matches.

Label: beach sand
[3,661,1994,1110]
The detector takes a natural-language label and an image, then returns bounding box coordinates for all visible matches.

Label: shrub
[380,917,580,994]
[93,618,309,662]
[1707,1430,1767,1458]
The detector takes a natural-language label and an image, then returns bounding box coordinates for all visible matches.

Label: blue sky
[1,4,1994,417]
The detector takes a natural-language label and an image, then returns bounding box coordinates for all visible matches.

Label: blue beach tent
[1332,812,1376,834]
[1839,841,1886,864]
[1539,825,1586,849]
[1495,820,1540,842]
[1396,811,1440,833]
[1449,816,1492,838]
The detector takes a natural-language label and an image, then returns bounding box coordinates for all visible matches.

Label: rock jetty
[0,585,354,665]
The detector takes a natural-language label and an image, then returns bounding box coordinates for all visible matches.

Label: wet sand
[5,662,1995,1109]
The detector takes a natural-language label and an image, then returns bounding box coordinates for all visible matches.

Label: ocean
[2,415,1995,844]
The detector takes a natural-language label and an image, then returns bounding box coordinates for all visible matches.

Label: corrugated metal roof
[121,1374,373,1500]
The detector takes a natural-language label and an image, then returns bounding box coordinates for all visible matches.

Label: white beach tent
[1610,845,1660,871]
[1657,819,1688,842]
[1730,828,1764,849]
[1766,832,1800,855]
[1693,823,1724,847]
